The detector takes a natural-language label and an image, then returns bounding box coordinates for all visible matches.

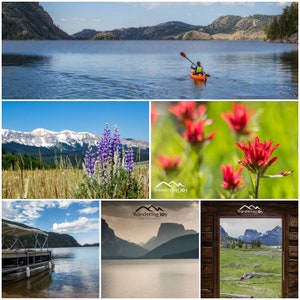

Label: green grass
[220,247,282,298]
[151,101,298,199]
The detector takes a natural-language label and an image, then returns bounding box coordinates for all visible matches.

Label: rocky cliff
[2,2,71,40]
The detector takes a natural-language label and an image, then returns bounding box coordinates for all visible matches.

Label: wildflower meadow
[151,101,297,199]
[76,123,149,199]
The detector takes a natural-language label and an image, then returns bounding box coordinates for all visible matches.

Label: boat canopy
[2,222,49,250]
[2,222,48,238]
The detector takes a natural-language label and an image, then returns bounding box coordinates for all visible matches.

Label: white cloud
[79,207,99,215]
[2,201,54,226]
[53,217,99,233]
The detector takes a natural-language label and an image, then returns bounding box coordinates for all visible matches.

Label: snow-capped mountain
[2,128,149,149]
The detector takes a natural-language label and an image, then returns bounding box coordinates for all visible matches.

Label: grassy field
[220,247,282,298]
[2,164,149,199]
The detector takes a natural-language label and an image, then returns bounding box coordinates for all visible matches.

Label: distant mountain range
[74,16,275,41]
[102,219,199,259]
[221,225,282,246]
[3,2,277,40]
[2,219,83,248]
[2,128,149,166]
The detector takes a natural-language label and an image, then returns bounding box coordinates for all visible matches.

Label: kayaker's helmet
[197,61,201,66]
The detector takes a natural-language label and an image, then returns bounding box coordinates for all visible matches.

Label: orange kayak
[190,72,207,82]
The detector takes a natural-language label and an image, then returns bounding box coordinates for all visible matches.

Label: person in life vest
[191,61,204,75]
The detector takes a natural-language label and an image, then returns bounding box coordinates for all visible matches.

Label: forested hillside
[265,2,298,42]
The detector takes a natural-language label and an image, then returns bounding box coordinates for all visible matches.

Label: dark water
[2,247,99,298]
[2,40,298,99]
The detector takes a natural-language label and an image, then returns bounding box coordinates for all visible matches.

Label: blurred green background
[151,101,298,199]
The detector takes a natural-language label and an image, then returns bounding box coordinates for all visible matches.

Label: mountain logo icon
[154,181,186,188]
[135,205,164,213]
[237,204,264,215]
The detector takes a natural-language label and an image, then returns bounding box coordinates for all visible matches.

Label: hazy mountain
[101,219,148,258]
[238,225,282,246]
[102,219,199,259]
[143,234,199,259]
[2,2,71,40]
[143,222,197,250]
[220,225,230,238]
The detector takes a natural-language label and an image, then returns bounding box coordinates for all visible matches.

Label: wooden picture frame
[201,201,298,298]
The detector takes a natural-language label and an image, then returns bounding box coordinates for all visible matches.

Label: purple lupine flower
[112,125,121,156]
[85,149,95,176]
[97,123,112,164]
[125,147,134,173]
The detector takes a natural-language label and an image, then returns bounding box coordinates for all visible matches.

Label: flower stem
[254,172,260,199]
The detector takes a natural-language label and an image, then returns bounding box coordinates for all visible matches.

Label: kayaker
[191,61,204,75]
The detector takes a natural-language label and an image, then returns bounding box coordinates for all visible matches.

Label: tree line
[265,2,298,41]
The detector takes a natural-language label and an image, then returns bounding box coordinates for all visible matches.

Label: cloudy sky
[41,2,289,35]
[102,201,199,244]
[2,201,99,245]
[220,218,282,238]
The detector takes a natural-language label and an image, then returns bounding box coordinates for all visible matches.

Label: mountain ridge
[2,3,280,41]
[3,128,148,149]
[102,219,198,259]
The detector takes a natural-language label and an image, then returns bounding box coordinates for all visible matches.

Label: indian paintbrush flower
[184,119,216,146]
[221,102,254,136]
[151,103,159,125]
[155,153,181,173]
[169,101,207,122]
[235,137,279,177]
[235,136,293,198]
[221,165,244,197]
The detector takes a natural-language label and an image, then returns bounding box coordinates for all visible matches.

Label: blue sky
[41,2,289,35]
[2,201,99,245]
[2,101,149,141]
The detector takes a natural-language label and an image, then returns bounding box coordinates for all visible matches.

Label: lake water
[2,40,298,99]
[101,259,199,298]
[2,247,99,298]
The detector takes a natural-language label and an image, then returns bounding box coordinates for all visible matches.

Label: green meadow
[220,247,282,298]
[151,101,298,199]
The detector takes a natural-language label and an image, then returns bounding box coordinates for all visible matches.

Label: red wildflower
[151,104,158,125]
[236,137,279,175]
[155,153,181,172]
[221,102,254,135]
[169,101,207,122]
[221,165,244,192]
[184,119,216,145]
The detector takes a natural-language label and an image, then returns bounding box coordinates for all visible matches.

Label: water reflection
[2,271,53,298]
[2,54,51,66]
[2,247,99,298]
[280,51,298,83]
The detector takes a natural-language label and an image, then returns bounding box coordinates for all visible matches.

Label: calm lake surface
[102,259,199,298]
[2,247,99,298]
[2,40,298,99]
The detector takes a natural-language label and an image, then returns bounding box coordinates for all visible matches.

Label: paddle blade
[180,52,187,58]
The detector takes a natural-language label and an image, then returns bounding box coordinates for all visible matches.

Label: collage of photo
[2,1,298,299]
